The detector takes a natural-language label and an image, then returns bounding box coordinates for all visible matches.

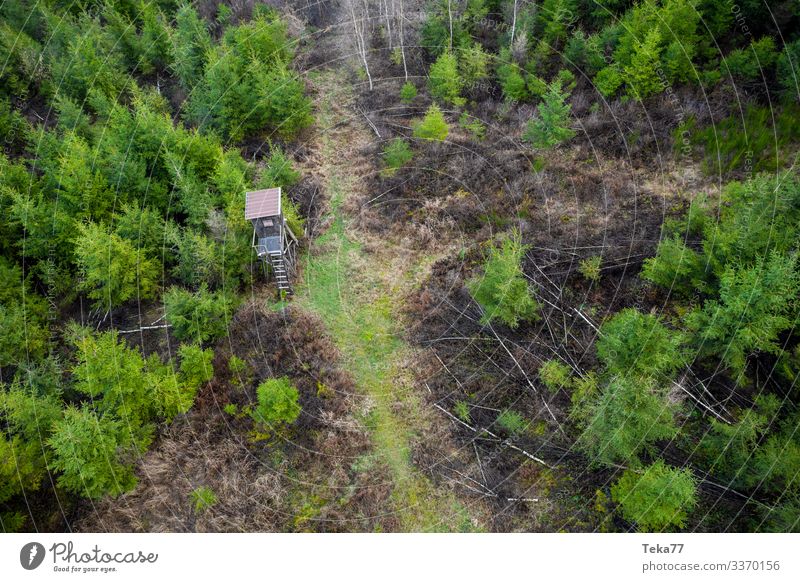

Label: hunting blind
[245,187,298,294]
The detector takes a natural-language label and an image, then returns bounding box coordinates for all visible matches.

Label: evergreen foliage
[413,104,450,141]
[428,51,465,106]
[252,376,301,427]
[597,309,685,379]
[612,460,697,531]
[165,285,235,344]
[539,360,573,392]
[468,230,540,328]
[383,138,414,171]
[523,79,575,149]
[0,0,312,521]
[48,406,139,499]
[74,223,160,309]
[400,82,418,102]
[579,375,677,467]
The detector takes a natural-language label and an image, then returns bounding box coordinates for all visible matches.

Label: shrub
[539,360,572,392]
[454,400,471,423]
[687,252,800,380]
[611,460,697,531]
[580,374,677,467]
[596,308,685,379]
[47,406,138,499]
[259,147,300,188]
[679,106,800,175]
[413,104,449,141]
[400,81,417,103]
[579,256,602,282]
[459,43,490,85]
[252,376,301,427]
[179,343,215,390]
[382,138,413,171]
[74,222,160,309]
[523,79,575,149]
[497,409,526,436]
[459,112,486,140]
[428,51,465,106]
[164,285,234,344]
[468,230,540,328]
[725,37,778,81]
[594,66,624,97]
[190,486,218,513]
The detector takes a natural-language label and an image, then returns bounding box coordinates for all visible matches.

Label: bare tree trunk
[383,0,392,50]
[348,0,373,90]
[510,0,518,49]
[448,0,453,51]
[399,0,408,79]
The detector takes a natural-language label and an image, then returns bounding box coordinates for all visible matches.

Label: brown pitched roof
[245,187,282,220]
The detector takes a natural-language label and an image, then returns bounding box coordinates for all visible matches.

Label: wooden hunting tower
[245,187,298,294]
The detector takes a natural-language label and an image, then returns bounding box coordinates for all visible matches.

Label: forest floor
[295,69,483,532]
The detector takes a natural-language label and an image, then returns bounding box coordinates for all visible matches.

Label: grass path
[295,72,478,532]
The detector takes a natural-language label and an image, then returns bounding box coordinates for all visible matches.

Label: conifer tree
[468,230,540,328]
[523,79,575,148]
[413,104,450,141]
[428,50,465,106]
[612,460,697,531]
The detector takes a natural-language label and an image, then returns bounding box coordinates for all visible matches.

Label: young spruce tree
[468,229,540,328]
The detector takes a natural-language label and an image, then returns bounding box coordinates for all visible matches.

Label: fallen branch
[358,108,381,138]
[432,400,553,469]
[672,379,732,425]
[486,320,537,393]
[117,324,172,334]
[572,308,600,333]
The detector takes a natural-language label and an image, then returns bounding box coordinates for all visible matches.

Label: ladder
[269,251,292,294]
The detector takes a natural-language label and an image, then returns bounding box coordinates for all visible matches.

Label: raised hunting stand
[245,187,298,294]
